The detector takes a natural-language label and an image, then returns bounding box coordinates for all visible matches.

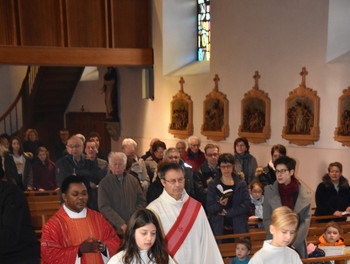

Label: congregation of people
[1,129,349,264]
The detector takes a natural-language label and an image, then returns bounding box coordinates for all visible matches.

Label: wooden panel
[66,112,111,154]
[17,0,63,46]
[65,0,107,47]
[111,0,151,48]
[0,0,17,45]
[0,46,153,66]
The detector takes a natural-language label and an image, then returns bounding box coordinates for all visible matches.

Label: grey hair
[187,135,200,145]
[108,152,127,165]
[164,147,180,157]
[121,138,137,149]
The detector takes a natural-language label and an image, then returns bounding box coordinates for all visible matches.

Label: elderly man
[175,140,186,156]
[41,176,120,264]
[147,163,223,264]
[98,152,146,233]
[193,143,220,207]
[164,147,195,198]
[56,135,104,210]
[121,138,150,192]
[180,136,205,172]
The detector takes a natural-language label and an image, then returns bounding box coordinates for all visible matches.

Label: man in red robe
[41,175,120,264]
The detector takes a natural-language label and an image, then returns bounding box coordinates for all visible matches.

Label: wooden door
[65,112,111,154]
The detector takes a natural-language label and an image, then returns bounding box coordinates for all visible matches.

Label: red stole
[62,212,103,264]
[165,197,201,258]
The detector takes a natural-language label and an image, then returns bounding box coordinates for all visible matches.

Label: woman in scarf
[233,137,257,185]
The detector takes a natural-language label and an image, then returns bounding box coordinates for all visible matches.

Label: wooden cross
[179,77,185,92]
[300,67,308,87]
[213,74,220,91]
[253,71,260,89]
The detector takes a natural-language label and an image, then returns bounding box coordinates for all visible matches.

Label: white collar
[161,189,188,204]
[63,204,87,219]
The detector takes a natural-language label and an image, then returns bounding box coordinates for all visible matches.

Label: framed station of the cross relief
[168,77,194,139]
[201,74,229,141]
[238,71,271,143]
[282,67,320,146]
[334,87,350,147]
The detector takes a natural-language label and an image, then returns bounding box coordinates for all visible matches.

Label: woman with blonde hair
[23,128,43,157]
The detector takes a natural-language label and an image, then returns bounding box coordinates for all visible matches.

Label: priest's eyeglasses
[163,177,185,184]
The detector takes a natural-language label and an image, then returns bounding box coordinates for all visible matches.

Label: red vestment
[41,207,120,264]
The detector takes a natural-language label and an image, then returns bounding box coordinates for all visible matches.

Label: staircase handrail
[0,84,25,123]
[0,66,37,135]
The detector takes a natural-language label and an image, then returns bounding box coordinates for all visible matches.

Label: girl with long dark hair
[108,209,175,264]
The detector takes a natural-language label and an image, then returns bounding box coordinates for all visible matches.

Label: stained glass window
[197,0,210,61]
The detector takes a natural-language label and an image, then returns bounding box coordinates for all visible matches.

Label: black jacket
[0,181,40,263]
[315,174,350,216]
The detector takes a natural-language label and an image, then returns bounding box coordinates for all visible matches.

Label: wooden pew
[217,215,350,263]
[25,191,61,237]
[302,254,350,263]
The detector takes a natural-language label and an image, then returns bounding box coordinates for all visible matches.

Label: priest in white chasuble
[147,162,223,264]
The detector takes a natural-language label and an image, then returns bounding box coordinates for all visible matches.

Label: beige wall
[66,0,350,205]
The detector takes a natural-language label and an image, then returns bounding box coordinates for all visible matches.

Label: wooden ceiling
[0,0,153,66]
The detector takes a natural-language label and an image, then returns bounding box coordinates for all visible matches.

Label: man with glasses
[263,156,312,258]
[56,135,104,210]
[180,136,205,172]
[193,143,220,207]
[147,163,223,264]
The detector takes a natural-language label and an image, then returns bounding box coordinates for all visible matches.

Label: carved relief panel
[168,77,193,139]
[238,71,271,143]
[201,74,229,141]
[282,67,320,146]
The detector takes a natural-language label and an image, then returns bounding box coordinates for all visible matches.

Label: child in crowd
[318,221,345,247]
[307,222,343,264]
[229,239,251,264]
[108,209,175,264]
[249,180,264,221]
[249,206,302,264]
[32,146,58,191]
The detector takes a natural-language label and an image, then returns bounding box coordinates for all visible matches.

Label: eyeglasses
[275,169,289,174]
[167,155,179,160]
[220,165,233,169]
[163,178,185,184]
[190,144,200,147]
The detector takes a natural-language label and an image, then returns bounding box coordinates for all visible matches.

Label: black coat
[206,174,251,235]
[4,152,33,190]
[257,163,276,187]
[315,174,350,216]
[0,181,40,263]
[193,161,220,206]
